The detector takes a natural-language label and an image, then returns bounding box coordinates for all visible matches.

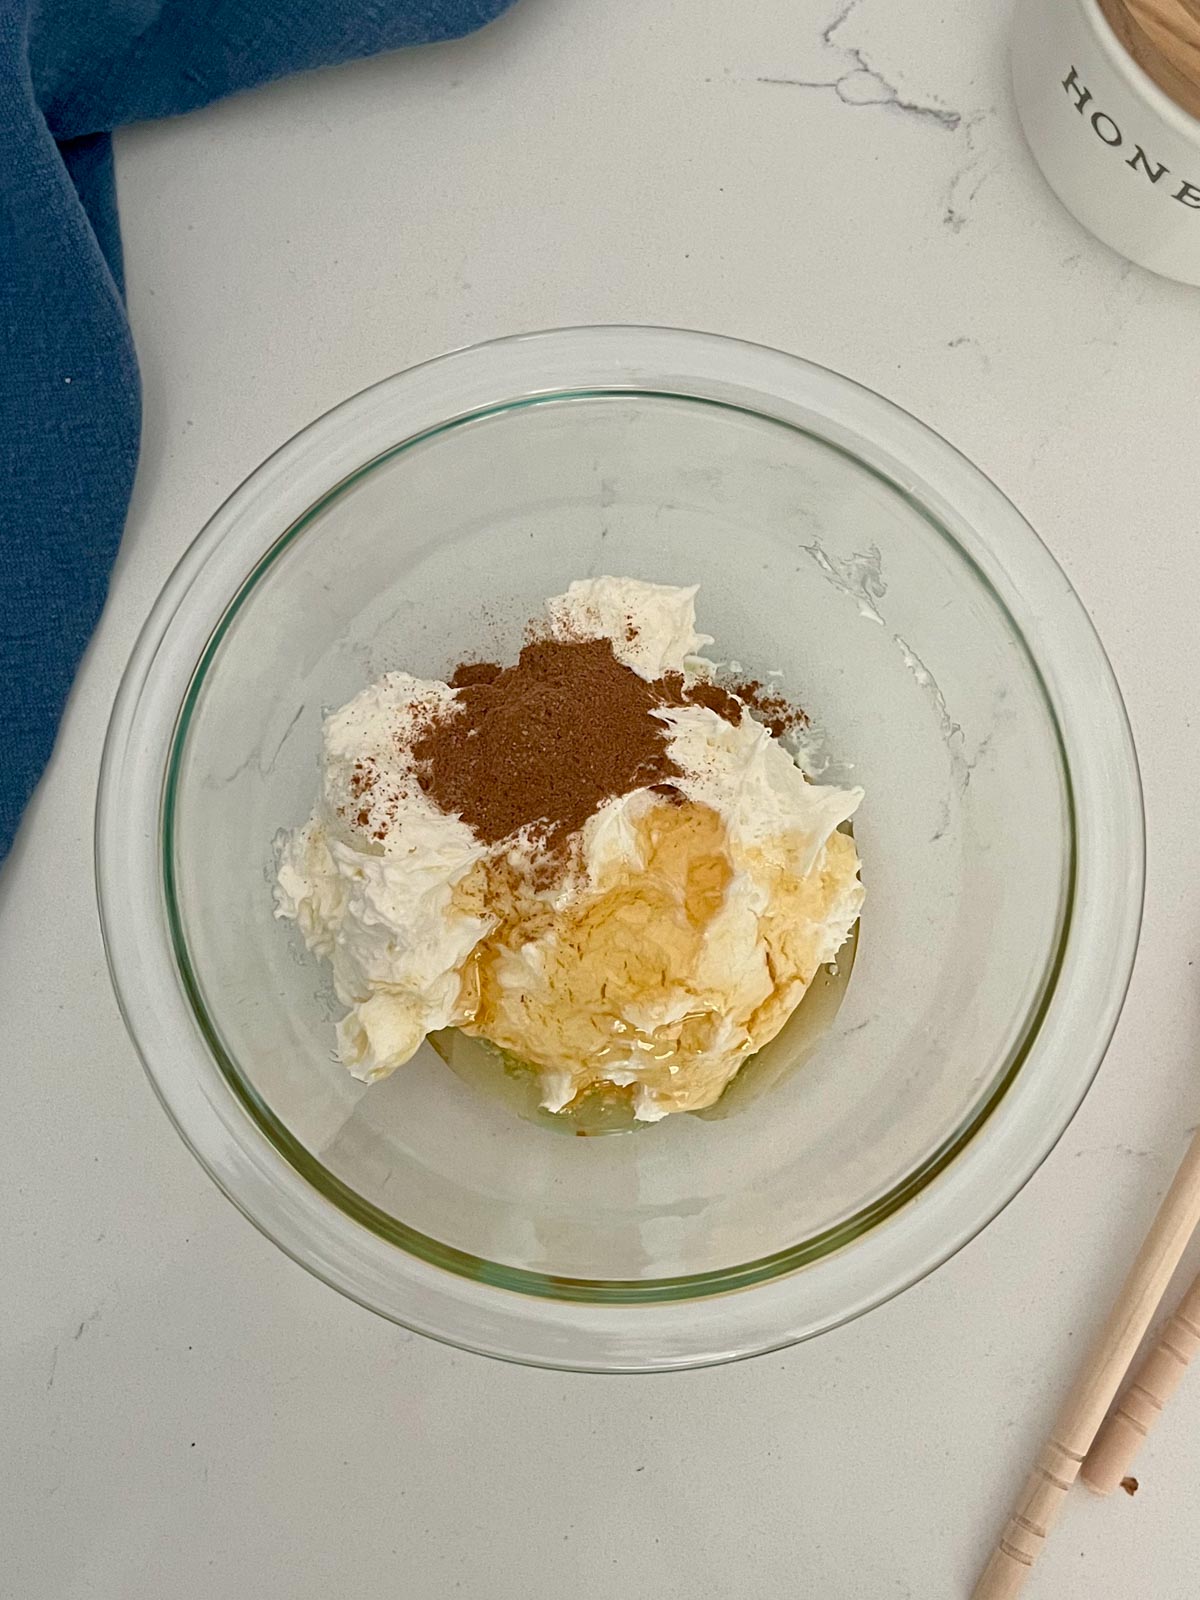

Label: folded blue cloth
[0,0,516,862]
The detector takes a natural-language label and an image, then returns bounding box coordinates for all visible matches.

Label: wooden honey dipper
[972,1122,1200,1598]
[1082,1265,1200,1493]
[1097,0,1200,121]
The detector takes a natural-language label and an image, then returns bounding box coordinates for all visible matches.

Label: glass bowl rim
[96,324,1144,1370]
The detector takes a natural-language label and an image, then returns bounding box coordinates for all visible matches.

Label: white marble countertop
[5,1,1200,1595]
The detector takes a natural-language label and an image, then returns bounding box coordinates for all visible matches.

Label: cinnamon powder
[410,637,807,857]
[412,637,683,854]
[729,678,808,740]
[661,673,745,725]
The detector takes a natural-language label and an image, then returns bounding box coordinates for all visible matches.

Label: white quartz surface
[5,2,1200,1595]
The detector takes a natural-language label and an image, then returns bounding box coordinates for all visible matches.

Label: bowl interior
[167,391,1071,1294]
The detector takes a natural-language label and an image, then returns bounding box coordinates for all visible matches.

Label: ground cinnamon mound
[411,637,809,858]
[411,637,683,852]
[448,662,502,689]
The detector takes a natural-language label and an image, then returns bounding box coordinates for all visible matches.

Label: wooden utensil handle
[973,1438,1085,1599]
[973,1126,1200,1600]
[1082,1269,1200,1494]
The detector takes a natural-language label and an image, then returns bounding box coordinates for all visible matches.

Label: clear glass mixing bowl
[96,327,1143,1370]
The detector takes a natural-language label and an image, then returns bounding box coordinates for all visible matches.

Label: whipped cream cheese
[545,576,714,680]
[274,675,493,1082]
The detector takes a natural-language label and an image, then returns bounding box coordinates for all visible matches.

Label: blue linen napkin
[0,0,517,862]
